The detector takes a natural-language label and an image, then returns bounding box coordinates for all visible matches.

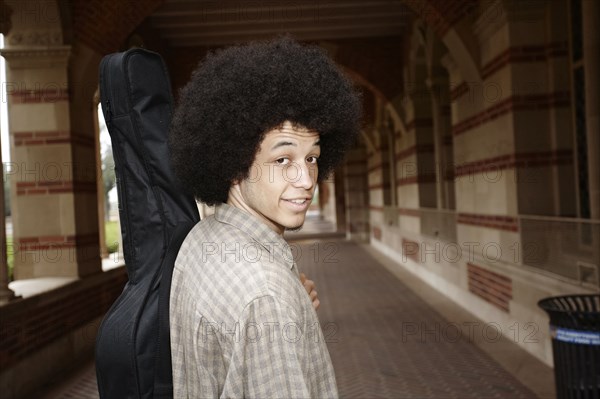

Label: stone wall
[0,267,127,399]
[365,0,599,366]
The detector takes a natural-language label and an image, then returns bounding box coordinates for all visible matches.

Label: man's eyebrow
[271,138,321,150]
[271,141,295,150]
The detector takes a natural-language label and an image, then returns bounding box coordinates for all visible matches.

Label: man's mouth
[286,199,309,204]
[282,197,312,206]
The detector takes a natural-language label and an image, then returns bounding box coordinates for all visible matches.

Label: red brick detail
[396,144,435,161]
[13,132,33,139]
[373,227,382,240]
[0,269,127,370]
[25,189,47,195]
[9,89,69,104]
[15,233,99,251]
[13,131,95,148]
[368,183,386,190]
[18,236,75,250]
[369,206,383,212]
[64,131,96,148]
[36,131,63,138]
[452,92,571,136]
[451,43,569,101]
[16,180,97,195]
[398,208,420,218]
[450,82,469,101]
[454,150,573,177]
[481,42,569,80]
[368,162,389,173]
[457,213,519,232]
[402,238,420,263]
[15,182,35,188]
[467,263,513,312]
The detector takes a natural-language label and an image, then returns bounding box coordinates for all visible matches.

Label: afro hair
[169,36,362,205]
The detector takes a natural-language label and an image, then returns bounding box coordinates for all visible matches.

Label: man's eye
[307,156,319,164]
[276,158,290,165]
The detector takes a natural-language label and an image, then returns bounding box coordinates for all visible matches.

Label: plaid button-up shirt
[170,204,338,398]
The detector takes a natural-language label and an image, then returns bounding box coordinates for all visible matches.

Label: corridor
[296,238,552,398]
[2,1,600,397]
[40,234,554,398]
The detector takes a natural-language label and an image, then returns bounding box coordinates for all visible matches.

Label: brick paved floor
[39,362,98,399]
[41,237,543,398]
[294,238,538,398]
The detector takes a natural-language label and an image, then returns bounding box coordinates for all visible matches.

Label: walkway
[38,219,554,398]
[296,238,552,398]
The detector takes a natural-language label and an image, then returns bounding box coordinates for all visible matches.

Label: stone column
[1,41,101,278]
[334,167,346,232]
[582,0,600,218]
[344,146,370,242]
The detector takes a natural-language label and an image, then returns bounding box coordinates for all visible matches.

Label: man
[169,37,361,398]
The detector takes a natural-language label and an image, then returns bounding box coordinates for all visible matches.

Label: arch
[320,37,405,101]
[67,0,164,54]
[407,22,430,95]
[401,0,481,83]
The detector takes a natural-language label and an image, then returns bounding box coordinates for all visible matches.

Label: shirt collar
[214,204,294,269]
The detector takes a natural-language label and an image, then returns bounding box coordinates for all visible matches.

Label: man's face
[228,121,320,235]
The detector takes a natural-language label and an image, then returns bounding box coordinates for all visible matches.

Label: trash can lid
[538,294,600,331]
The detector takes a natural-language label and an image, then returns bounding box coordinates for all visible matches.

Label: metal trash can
[538,294,600,399]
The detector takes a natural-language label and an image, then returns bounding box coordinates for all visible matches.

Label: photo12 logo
[400,321,539,344]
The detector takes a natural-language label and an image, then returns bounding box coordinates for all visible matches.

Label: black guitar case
[95,48,200,399]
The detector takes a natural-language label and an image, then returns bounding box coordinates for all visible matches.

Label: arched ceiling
[48,0,478,105]
[147,0,413,47]
[141,1,413,101]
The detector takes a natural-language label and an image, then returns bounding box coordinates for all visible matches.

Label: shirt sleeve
[220,295,312,399]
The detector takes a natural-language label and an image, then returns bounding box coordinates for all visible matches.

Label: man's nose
[287,162,316,190]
